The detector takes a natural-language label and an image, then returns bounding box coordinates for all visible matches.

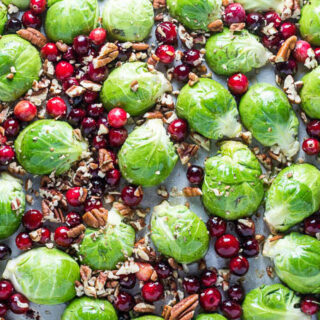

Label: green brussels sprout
[45,0,99,44]
[3,247,80,305]
[263,232,320,294]
[202,141,264,220]
[151,201,209,264]
[0,35,41,102]
[239,83,299,158]
[176,79,241,139]
[0,3,7,35]
[196,314,227,320]
[235,0,285,13]
[205,28,271,76]
[118,119,178,187]
[242,284,311,320]
[300,0,320,46]
[79,209,135,270]
[102,0,154,42]
[2,0,29,9]
[100,62,172,116]
[62,297,117,320]
[265,164,320,233]
[15,120,88,175]
[0,173,25,239]
[167,0,222,31]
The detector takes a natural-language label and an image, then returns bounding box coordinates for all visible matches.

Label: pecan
[113,202,133,217]
[207,19,223,32]
[178,25,194,49]
[80,80,102,92]
[83,207,108,228]
[266,266,275,278]
[134,303,156,314]
[275,36,297,63]
[99,148,114,172]
[132,43,149,51]
[56,41,69,52]
[41,200,65,223]
[188,72,199,87]
[0,107,9,124]
[17,28,47,48]
[130,80,139,92]
[95,272,108,292]
[166,294,199,320]
[176,142,199,165]
[29,228,43,242]
[80,265,92,282]
[269,235,283,242]
[183,187,203,197]
[255,234,265,243]
[163,306,173,320]
[67,224,86,238]
[230,22,246,31]
[43,59,55,77]
[153,0,166,9]
[222,0,229,5]
[144,111,163,119]
[93,43,119,69]
[6,73,14,80]
[147,54,160,66]
[7,162,26,175]
[66,85,86,98]
[168,258,181,270]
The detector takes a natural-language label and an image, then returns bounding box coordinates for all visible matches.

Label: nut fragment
[230,22,246,31]
[99,149,115,172]
[132,43,149,51]
[176,142,199,165]
[165,294,199,320]
[134,303,156,313]
[207,19,223,32]
[153,0,166,9]
[182,187,203,197]
[93,43,119,69]
[83,208,108,228]
[275,36,297,63]
[17,28,47,48]
[67,224,86,238]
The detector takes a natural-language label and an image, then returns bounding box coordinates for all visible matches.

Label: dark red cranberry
[30,0,46,14]
[0,302,8,317]
[315,47,320,63]
[207,217,227,238]
[304,214,320,236]
[275,59,297,79]
[307,120,320,138]
[294,40,312,62]
[119,274,136,289]
[0,146,15,165]
[121,185,143,207]
[89,28,107,46]
[87,103,104,118]
[63,47,77,61]
[0,281,14,301]
[68,108,86,127]
[154,262,172,279]
[156,21,177,44]
[0,133,6,145]
[3,118,20,137]
[201,270,217,287]
[66,212,82,228]
[224,3,246,25]
[302,138,320,155]
[301,297,319,315]
[114,292,134,312]
[262,34,282,53]
[39,228,51,244]
[200,287,221,312]
[55,61,74,81]
[91,177,105,196]
[5,18,22,34]
[183,276,200,294]
[236,219,255,238]
[73,35,91,56]
[66,187,82,207]
[81,117,97,136]
[22,10,42,29]
[62,77,79,91]
[173,64,190,81]
[280,22,297,39]
[84,197,103,211]
[0,244,11,260]
[264,11,281,28]
[242,238,260,257]
[108,108,128,128]
[106,169,121,187]
[41,43,58,61]
[88,62,107,82]
[22,209,43,230]
[54,226,72,247]
[92,135,107,149]
[16,232,32,250]
[9,293,29,314]
[229,256,249,276]
[142,281,164,303]
[215,234,240,258]
[46,97,67,118]
[221,300,243,319]
[117,43,133,61]
[14,100,37,122]
[227,284,245,302]
[155,45,175,64]
[227,73,249,95]
[168,119,188,142]
[187,165,204,185]
[183,49,202,66]
[109,128,128,147]
[246,12,265,35]
[84,90,99,104]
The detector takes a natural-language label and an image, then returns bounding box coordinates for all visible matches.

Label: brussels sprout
[151,201,209,264]
[45,0,99,44]
[235,0,285,13]
[242,284,311,320]
[205,28,271,76]
[196,314,227,320]
[62,297,117,320]
[167,0,222,31]
[0,173,25,239]
[100,62,172,116]
[79,209,135,270]
[102,0,154,42]
[15,120,88,175]
[0,35,41,102]
[3,247,80,305]
[239,83,299,158]
[2,0,29,9]
[263,232,320,294]
[202,141,264,220]
[118,119,178,187]
[176,79,241,139]
[265,164,320,233]
[0,3,7,35]
[300,0,320,46]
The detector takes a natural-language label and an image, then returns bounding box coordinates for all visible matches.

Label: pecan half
[83,207,108,228]
[132,43,149,51]
[67,224,86,238]
[99,149,114,172]
[17,28,47,48]
[134,303,156,313]
[275,36,297,63]
[207,19,223,32]
[113,202,133,217]
[164,294,199,320]
[93,43,119,69]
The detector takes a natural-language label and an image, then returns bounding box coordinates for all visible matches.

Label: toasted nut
[17,28,47,48]
[183,187,203,197]
[275,36,297,63]
[207,19,223,32]
[83,208,108,228]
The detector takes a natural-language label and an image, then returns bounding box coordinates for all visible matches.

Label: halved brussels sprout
[118,119,178,187]
[300,0,320,46]
[0,172,25,239]
[239,83,299,158]
[102,0,154,42]
[167,0,222,31]
[196,314,227,320]
[45,0,99,44]
[202,141,264,220]
[151,201,209,264]
[264,232,320,294]
[176,79,241,139]
[79,209,135,270]
[2,0,29,9]
[100,62,172,116]
[0,35,41,102]
[242,284,311,320]
[15,120,88,175]
[235,0,285,13]
[3,247,80,305]
[62,297,117,320]
[205,28,271,76]
[265,164,320,233]
[0,3,7,35]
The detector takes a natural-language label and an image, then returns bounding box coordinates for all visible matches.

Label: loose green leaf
[2,0,29,9]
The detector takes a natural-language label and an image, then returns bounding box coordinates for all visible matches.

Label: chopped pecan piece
[144,111,163,119]
[207,19,223,32]
[55,41,69,53]
[93,43,119,69]
[67,224,86,238]
[134,303,156,314]
[275,36,297,63]
[230,22,246,31]
[113,202,133,217]
[99,148,114,172]
[132,43,149,51]
[164,294,199,320]
[83,207,108,228]
[17,28,47,48]
[66,85,86,98]
[153,0,166,9]
[176,142,199,165]
[183,187,202,197]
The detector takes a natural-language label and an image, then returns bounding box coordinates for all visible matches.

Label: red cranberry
[109,128,128,147]
[66,187,82,207]
[22,209,43,230]
[66,212,82,228]
[62,77,79,91]
[221,300,243,319]
[55,61,74,81]
[201,270,217,287]
[73,35,91,56]
[54,226,72,247]
[156,22,177,44]
[294,40,312,62]
[242,238,260,257]
[229,256,249,276]
[114,292,134,312]
[39,228,51,244]
[30,0,46,14]
[88,62,107,83]
[301,297,319,315]
[154,262,172,279]
[168,119,188,142]
[264,11,281,28]
[183,276,200,294]
[92,135,107,149]
[304,214,320,236]
[87,103,104,118]
[280,22,297,39]
[119,274,136,289]
[200,287,221,312]
[246,12,265,35]
[228,73,249,95]
[41,43,58,61]
[9,293,29,314]
[142,281,164,303]
[0,302,8,317]
[183,49,202,66]
[215,234,240,258]
[224,3,246,25]
[228,284,245,302]
[262,34,282,53]
[307,120,320,138]
[0,244,11,260]
[0,133,6,145]
[81,117,97,136]
[22,10,42,29]
[14,101,37,122]
[315,47,320,63]
[46,97,67,118]
[236,219,255,238]
[207,217,227,238]
[0,281,14,301]
[173,64,190,81]
[155,45,175,64]
[0,146,15,165]
[121,185,143,207]
[275,59,297,79]
[3,118,20,137]
[5,18,22,34]
[68,108,86,127]
[108,108,128,128]
[106,169,121,187]
[89,28,107,46]
[63,47,77,61]
[302,138,320,155]
[16,232,32,250]
[84,90,98,104]
[186,165,204,185]
[84,197,103,211]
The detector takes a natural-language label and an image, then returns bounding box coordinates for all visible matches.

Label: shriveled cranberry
[242,238,260,257]
[294,40,312,62]
[5,18,22,34]
[66,212,82,228]
[41,43,58,61]
[66,187,82,207]
[168,119,188,142]
[187,165,204,185]
[84,197,103,211]
[183,276,200,294]
[114,292,134,312]
[0,244,11,260]
[207,217,227,238]
[106,169,121,187]
[200,287,221,312]
[121,185,143,207]
[227,284,245,302]
[30,0,46,14]
[84,90,98,104]
[91,177,105,196]
[315,47,320,63]
[142,281,164,303]
[262,34,282,53]
[301,297,319,315]
[3,118,20,137]
[87,103,104,118]
[16,232,32,250]
[307,120,320,138]
[183,49,202,66]
[0,146,15,165]
[246,12,265,35]
[54,226,72,247]
[302,138,320,155]
[89,28,107,46]
[109,128,128,147]
[229,256,249,276]
[264,11,281,28]
[221,300,243,319]
[108,108,128,128]
[154,262,172,279]
[155,45,175,64]
[224,3,246,25]
[0,302,8,317]
[236,219,255,238]
[304,214,320,236]
[275,59,297,79]
[22,10,42,29]
[280,22,297,39]
[68,108,86,127]
[62,77,79,91]
[92,135,107,149]
[119,274,136,289]
[201,270,217,287]
[81,117,97,136]
[46,97,67,118]
[156,22,177,44]
[9,293,29,314]
[14,101,37,122]
[55,61,74,81]
[63,47,77,61]
[88,62,107,82]
[173,64,190,81]
[73,35,91,56]
[228,73,249,95]
[39,228,51,244]
[215,234,240,258]
[0,281,14,301]
[22,209,43,230]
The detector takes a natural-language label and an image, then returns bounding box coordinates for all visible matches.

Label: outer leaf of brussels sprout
[196,314,227,320]
[167,0,222,31]
[102,0,154,42]
[100,62,172,116]
[2,0,29,9]
[202,141,264,220]
[0,3,7,35]
[45,0,99,44]
[239,83,299,158]
[79,210,135,270]
[265,164,320,233]
[118,119,178,187]
[15,120,88,175]
[3,247,80,305]
[235,0,285,13]
[205,28,271,76]
[0,35,41,102]
[62,297,118,320]
[134,317,164,320]
[242,284,311,320]
[176,78,241,139]
[300,0,320,46]
[263,232,320,294]
[0,173,25,239]
[151,201,209,264]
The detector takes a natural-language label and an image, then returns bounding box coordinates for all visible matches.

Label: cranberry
[87,104,104,119]
[142,281,164,303]
[0,134,6,145]
[108,108,128,128]
[119,274,136,289]
[5,18,22,34]
[121,185,143,207]
[280,22,297,39]
[0,281,14,301]
[54,226,72,247]
[183,49,202,66]
[16,232,32,250]
[41,43,58,61]
[242,238,260,257]
[88,62,107,83]
[68,108,86,127]
[155,45,175,64]
[92,135,107,149]
[22,10,42,29]
[168,119,188,142]
[275,59,297,79]
[215,234,240,258]
[228,73,249,95]
[207,217,227,238]
[294,40,312,62]
[201,270,217,287]
[156,22,177,44]
[304,214,320,236]
[246,12,265,35]
[22,209,43,230]
[154,262,172,279]
[109,128,128,147]
[262,34,282,53]
[227,284,245,302]
[224,3,246,25]
[62,77,79,91]
[0,146,15,165]
[84,197,103,211]
[91,177,105,196]
[302,138,320,155]
[14,101,37,122]
[63,47,77,61]
[30,0,46,14]
[0,303,8,317]
[200,287,221,312]
[221,300,243,319]
[315,47,320,63]
[97,116,109,128]
[183,276,200,294]
[89,28,107,46]
[186,165,204,185]
[307,120,320,138]
[9,293,29,314]
[301,297,319,315]
[81,117,97,136]
[46,97,67,118]
[0,244,11,260]
[84,90,99,104]
[264,11,281,28]
[55,61,74,81]
[73,35,91,56]
[66,187,83,207]
[229,256,249,276]
[3,118,20,137]
[173,64,190,81]
[106,169,121,187]
[114,292,134,312]
[66,212,82,228]
[236,219,255,238]
[39,228,51,244]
